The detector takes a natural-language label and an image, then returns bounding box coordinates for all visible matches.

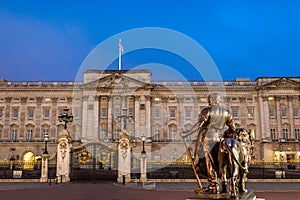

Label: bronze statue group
[180,94,254,198]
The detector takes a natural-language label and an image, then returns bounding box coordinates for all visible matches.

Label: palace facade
[0,70,299,167]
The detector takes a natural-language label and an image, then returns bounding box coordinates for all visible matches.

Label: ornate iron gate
[70,141,118,181]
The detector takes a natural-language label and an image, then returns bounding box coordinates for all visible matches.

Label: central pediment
[83,73,152,91]
[259,78,300,90]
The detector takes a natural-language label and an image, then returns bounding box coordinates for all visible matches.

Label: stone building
[0,70,299,168]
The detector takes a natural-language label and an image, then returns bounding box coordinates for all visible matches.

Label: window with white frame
[295,128,300,139]
[43,108,50,118]
[74,108,80,118]
[101,107,107,118]
[185,107,192,119]
[283,128,289,139]
[231,107,238,118]
[270,128,276,140]
[12,108,19,118]
[170,107,176,118]
[0,107,3,118]
[28,108,34,119]
[170,127,176,141]
[114,107,120,118]
[153,107,160,118]
[281,107,287,118]
[12,129,17,141]
[27,129,33,141]
[154,129,160,141]
[293,108,298,118]
[247,107,254,118]
[269,107,275,118]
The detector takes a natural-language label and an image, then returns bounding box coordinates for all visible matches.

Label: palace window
[170,107,176,119]
[0,108,2,119]
[293,108,299,118]
[114,107,120,118]
[11,129,17,141]
[247,107,254,118]
[12,108,19,118]
[153,108,160,118]
[295,128,300,139]
[185,107,192,119]
[231,107,238,118]
[281,107,287,118]
[27,129,33,141]
[170,126,177,141]
[43,108,50,118]
[270,128,276,140]
[283,128,289,139]
[269,107,275,118]
[101,108,107,118]
[74,108,80,118]
[28,108,34,119]
[154,129,160,141]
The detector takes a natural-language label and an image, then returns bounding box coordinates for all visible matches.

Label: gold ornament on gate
[78,149,91,164]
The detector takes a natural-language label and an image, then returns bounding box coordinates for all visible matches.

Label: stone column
[81,95,89,141]
[117,132,131,184]
[140,153,147,182]
[107,96,113,139]
[258,95,265,141]
[263,96,270,141]
[93,95,99,140]
[275,96,282,140]
[145,95,151,138]
[288,96,295,138]
[134,95,140,138]
[40,153,50,182]
[56,130,72,183]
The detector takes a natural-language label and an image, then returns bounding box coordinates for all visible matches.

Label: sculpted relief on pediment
[90,73,151,91]
[260,78,300,90]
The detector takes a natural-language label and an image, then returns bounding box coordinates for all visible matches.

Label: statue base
[186,190,256,200]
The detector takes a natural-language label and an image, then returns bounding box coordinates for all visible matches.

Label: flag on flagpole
[118,39,123,70]
[119,39,124,53]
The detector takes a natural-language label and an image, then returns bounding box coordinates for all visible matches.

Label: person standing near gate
[180,93,236,194]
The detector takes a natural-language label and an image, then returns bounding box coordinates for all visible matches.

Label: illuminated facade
[0,70,299,165]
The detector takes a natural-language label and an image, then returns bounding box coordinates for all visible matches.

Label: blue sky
[0,0,300,81]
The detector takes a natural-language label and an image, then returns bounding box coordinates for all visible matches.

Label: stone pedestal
[40,153,50,182]
[186,191,256,200]
[56,129,72,183]
[117,132,131,184]
[140,153,147,182]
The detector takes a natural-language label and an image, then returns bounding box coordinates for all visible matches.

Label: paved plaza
[0,181,300,200]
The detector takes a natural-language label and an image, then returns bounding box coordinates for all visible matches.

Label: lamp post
[141,135,146,155]
[43,133,49,154]
[58,106,73,130]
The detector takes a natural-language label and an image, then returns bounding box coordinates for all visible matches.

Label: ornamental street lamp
[43,133,49,154]
[141,135,146,155]
[58,106,73,130]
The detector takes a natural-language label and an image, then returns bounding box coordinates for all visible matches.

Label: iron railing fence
[0,160,42,179]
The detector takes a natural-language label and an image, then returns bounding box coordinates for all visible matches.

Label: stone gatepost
[117,132,131,184]
[56,129,72,183]
[140,153,147,182]
[40,153,50,182]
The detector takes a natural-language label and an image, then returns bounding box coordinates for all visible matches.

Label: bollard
[122,175,125,185]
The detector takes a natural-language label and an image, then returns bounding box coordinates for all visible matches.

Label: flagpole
[118,39,122,70]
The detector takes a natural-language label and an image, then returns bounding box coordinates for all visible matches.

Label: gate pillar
[117,132,131,184]
[56,129,72,183]
[40,153,50,182]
